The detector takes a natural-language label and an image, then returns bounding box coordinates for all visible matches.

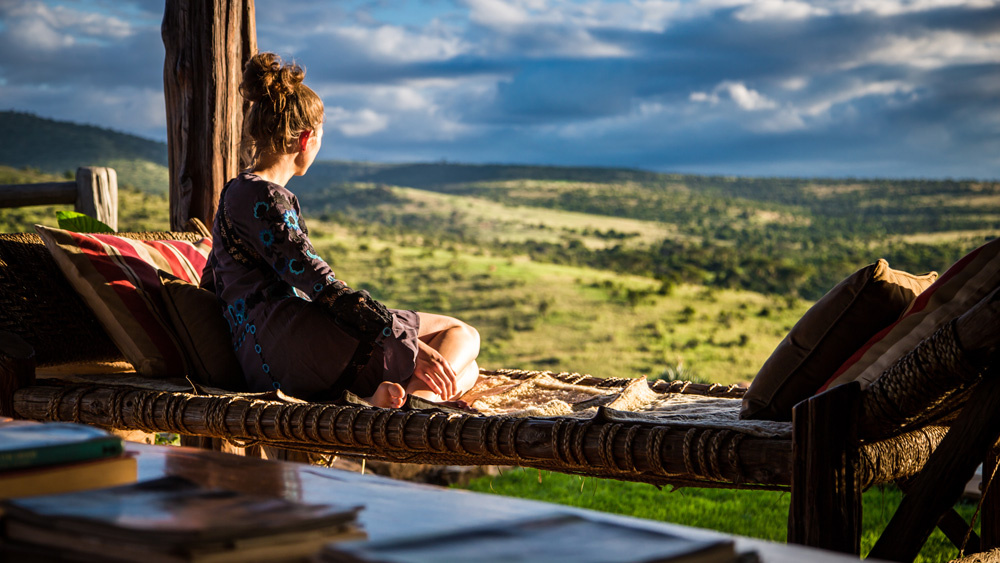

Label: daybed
[0,230,997,562]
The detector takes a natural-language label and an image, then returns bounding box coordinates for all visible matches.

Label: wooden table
[129,443,880,562]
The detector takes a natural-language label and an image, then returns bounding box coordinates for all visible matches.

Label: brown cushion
[822,236,1000,391]
[158,271,247,391]
[741,259,937,421]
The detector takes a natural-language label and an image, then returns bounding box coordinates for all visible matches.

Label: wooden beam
[0,167,117,230]
[788,381,862,554]
[75,166,118,231]
[11,382,795,488]
[0,332,35,418]
[0,181,75,208]
[162,0,257,231]
[869,366,1000,562]
[982,448,1000,551]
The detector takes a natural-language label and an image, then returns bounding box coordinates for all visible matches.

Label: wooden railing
[0,166,118,231]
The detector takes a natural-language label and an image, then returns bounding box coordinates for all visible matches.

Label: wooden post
[0,331,36,418]
[788,381,862,554]
[162,0,257,231]
[75,166,118,231]
[869,367,1000,562]
[980,448,1000,551]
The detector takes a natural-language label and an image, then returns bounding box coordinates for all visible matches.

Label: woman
[203,52,481,408]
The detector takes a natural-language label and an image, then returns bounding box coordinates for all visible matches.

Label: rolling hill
[2,113,996,301]
[0,111,169,194]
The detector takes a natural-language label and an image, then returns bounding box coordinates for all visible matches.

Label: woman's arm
[233,178,338,298]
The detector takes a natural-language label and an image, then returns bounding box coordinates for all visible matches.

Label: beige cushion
[741,259,937,421]
[822,237,1000,391]
[34,225,211,378]
[158,272,246,391]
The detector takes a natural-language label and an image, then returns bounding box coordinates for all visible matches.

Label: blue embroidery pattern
[253,201,269,218]
[283,209,300,231]
[259,229,274,247]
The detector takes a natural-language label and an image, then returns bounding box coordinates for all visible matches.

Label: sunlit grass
[461,469,981,563]
[309,224,805,384]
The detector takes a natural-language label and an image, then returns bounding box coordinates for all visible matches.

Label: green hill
[0,111,169,194]
[2,113,995,300]
[293,161,668,191]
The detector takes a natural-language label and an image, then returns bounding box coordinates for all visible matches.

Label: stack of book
[0,476,365,562]
[0,420,137,499]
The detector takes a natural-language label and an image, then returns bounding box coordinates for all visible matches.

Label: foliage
[460,470,979,563]
[298,173,997,300]
[56,211,115,233]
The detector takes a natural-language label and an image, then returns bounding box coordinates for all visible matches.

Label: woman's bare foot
[367,381,406,408]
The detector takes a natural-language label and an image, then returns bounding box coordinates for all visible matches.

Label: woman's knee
[456,322,480,351]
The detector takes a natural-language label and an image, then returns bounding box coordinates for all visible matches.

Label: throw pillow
[741,259,937,421]
[158,271,247,391]
[821,237,1000,391]
[34,224,212,378]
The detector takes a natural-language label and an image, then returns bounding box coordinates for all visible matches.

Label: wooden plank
[75,167,118,231]
[0,181,75,208]
[788,381,861,554]
[10,382,795,487]
[896,476,981,553]
[162,0,257,231]
[869,367,1000,562]
[0,332,36,418]
[981,449,1000,550]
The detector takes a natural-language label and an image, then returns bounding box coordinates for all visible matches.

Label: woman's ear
[298,130,312,152]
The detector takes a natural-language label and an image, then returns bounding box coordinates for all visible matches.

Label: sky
[1,0,999,179]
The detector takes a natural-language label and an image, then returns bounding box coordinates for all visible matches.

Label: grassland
[310,226,808,383]
[3,136,995,562]
[461,470,978,563]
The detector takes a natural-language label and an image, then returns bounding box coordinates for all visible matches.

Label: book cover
[0,453,138,499]
[1,476,365,562]
[321,513,736,563]
[0,421,124,471]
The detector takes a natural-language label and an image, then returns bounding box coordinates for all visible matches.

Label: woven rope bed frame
[8,369,951,490]
[2,231,997,559]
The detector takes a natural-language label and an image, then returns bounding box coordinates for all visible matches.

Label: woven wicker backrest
[0,231,206,366]
[860,319,983,441]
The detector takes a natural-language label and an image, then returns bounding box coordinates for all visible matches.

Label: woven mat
[461,374,791,439]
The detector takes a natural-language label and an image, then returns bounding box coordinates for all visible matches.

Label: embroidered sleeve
[238,181,338,299]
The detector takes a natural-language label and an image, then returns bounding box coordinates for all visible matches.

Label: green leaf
[56,211,115,233]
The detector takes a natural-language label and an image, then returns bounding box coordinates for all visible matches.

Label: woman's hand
[413,340,459,399]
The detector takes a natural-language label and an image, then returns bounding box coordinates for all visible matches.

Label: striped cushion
[34,225,212,378]
[821,237,1000,391]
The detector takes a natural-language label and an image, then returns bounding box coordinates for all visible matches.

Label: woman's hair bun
[239,51,324,166]
[241,52,306,106]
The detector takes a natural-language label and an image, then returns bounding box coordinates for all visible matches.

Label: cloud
[2,0,998,179]
[733,0,830,21]
[1,1,138,47]
[326,107,390,137]
[690,81,779,110]
[465,0,532,27]
[323,24,467,63]
[843,30,1000,69]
